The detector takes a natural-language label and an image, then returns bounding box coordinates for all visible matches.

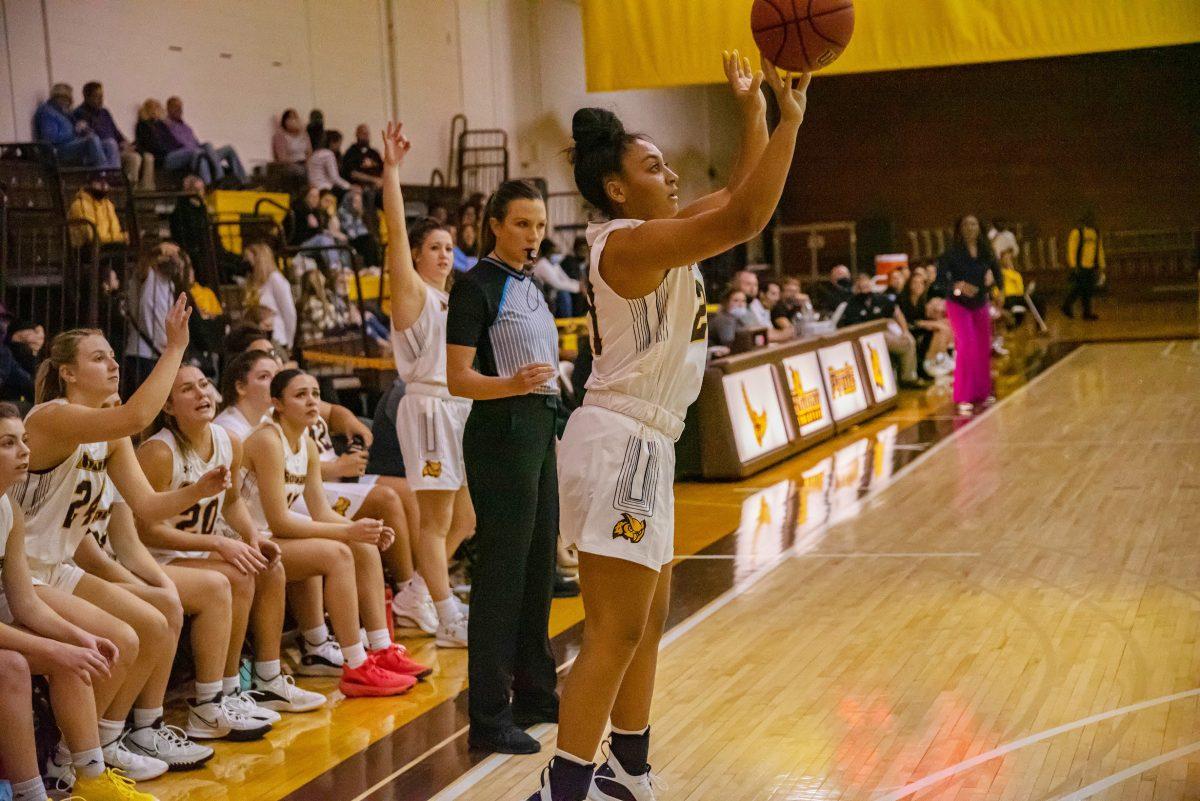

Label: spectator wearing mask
[841,272,927,388]
[272,108,311,169]
[338,187,380,267]
[124,242,187,394]
[307,129,350,192]
[135,98,218,184]
[243,242,297,350]
[771,276,810,330]
[708,287,751,348]
[34,83,114,168]
[74,81,149,188]
[307,109,325,152]
[165,96,247,186]
[810,264,854,316]
[67,176,128,247]
[1062,211,1105,320]
[532,239,580,317]
[938,213,999,412]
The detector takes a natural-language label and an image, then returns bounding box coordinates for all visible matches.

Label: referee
[445,179,562,755]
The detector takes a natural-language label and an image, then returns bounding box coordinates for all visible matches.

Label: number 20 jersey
[145,424,232,561]
[7,399,111,576]
[582,218,708,440]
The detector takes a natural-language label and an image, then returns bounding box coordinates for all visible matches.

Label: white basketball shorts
[397,393,470,491]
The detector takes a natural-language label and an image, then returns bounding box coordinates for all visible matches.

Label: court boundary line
[422,345,1091,801]
[1048,739,1200,800]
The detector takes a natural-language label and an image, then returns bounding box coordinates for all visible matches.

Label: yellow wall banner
[582,0,1200,91]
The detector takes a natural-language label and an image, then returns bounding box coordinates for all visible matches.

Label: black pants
[1063,268,1098,316]
[464,393,561,734]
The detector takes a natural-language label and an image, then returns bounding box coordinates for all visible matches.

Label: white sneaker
[225,687,283,723]
[250,671,327,713]
[102,733,170,781]
[455,595,470,620]
[186,694,272,741]
[126,719,214,771]
[46,745,75,792]
[296,635,344,676]
[392,580,438,634]
[435,614,468,648]
[590,753,666,801]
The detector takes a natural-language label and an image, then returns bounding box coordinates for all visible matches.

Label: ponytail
[35,328,104,404]
[478,179,544,260]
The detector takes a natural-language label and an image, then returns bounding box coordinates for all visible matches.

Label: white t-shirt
[257,270,297,349]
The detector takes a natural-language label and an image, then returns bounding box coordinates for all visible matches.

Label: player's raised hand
[761,55,811,126]
[382,121,411,169]
[724,49,765,117]
[164,293,193,352]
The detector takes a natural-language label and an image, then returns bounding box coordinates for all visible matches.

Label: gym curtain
[581,0,1200,91]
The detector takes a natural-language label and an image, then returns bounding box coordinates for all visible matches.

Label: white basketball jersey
[583,218,708,440]
[390,283,452,395]
[83,477,118,557]
[6,400,111,573]
[0,495,12,569]
[308,416,337,463]
[241,421,309,533]
[214,406,260,441]
[146,425,232,540]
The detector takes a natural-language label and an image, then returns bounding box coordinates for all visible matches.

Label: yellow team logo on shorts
[422,460,443,478]
[612,512,647,544]
[332,497,352,516]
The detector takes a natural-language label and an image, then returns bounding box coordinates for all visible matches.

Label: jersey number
[177,500,219,535]
[690,280,708,343]
[63,480,104,529]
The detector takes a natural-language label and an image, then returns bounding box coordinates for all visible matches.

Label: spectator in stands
[453,222,479,272]
[165,96,247,186]
[884,268,907,301]
[124,242,187,394]
[731,270,765,324]
[428,202,450,225]
[135,98,217,185]
[709,287,750,348]
[1062,211,1105,320]
[842,272,926,389]
[34,82,113,168]
[290,186,345,269]
[169,174,239,282]
[339,186,381,267]
[243,242,297,350]
[938,213,999,412]
[67,176,128,247]
[74,81,149,188]
[810,264,853,316]
[307,109,325,152]
[341,123,384,192]
[757,279,794,342]
[272,108,311,169]
[770,276,810,330]
[898,269,952,378]
[4,321,44,379]
[0,317,37,403]
[989,218,1019,263]
[533,239,580,317]
[307,130,350,193]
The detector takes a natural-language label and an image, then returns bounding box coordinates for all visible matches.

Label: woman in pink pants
[937,214,999,414]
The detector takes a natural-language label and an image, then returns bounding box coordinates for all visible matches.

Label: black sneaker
[553,571,580,598]
[469,724,541,755]
[514,699,560,727]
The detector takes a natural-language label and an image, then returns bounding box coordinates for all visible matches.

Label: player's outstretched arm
[382,121,426,332]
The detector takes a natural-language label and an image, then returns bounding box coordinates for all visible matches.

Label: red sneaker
[339,658,417,698]
[370,643,433,680]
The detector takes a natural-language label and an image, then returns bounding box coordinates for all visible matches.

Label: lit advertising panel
[858,331,897,403]
[721,364,791,463]
[780,352,833,439]
[817,341,869,421]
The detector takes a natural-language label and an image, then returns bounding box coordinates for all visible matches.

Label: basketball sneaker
[339,655,417,697]
[435,614,468,648]
[125,718,214,771]
[101,735,169,781]
[250,670,327,713]
[73,768,160,801]
[589,753,666,801]
[45,745,75,792]
[185,694,272,741]
[224,687,283,723]
[296,634,344,676]
[392,578,438,634]
[370,643,433,679]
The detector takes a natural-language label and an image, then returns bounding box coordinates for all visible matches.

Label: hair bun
[571,107,625,149]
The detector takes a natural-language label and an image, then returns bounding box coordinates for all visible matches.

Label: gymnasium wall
[779,44,1200,240]
[0,0,734,200]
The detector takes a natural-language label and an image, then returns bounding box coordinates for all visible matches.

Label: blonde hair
[35,328,105,403]
[138,98,164,122]
[242,242,280,308]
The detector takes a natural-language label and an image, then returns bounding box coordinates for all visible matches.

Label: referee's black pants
[464,393,560,735]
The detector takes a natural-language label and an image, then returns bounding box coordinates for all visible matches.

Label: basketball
[752,0,855,73]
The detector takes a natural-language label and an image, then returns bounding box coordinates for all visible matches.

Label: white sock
[303,623,330,646]
[366,628,392,651]
[610,724,650,736]
[395,578,412,593]
[435,597,460,626]
[194,679,222,703]
[54,741,70,764]
[97,718,125,747]
[342,642,367,669]
[72,747,106,778]
[222,676,240,696]
[555,748,594,767]
[132,707,163,730]
[254,659,281,681]
[11,776,48,801]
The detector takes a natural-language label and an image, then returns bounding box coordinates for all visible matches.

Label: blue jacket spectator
[34,83,113,167]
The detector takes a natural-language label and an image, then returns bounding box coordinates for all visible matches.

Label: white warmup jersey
[241,421,309,536]
[0,495,14,623]
[214,406,262,442]
[558,218,708,572]
[146,425,233,563]
[292,415,378,519]
[7,400,111,586]
[390,283,472,491]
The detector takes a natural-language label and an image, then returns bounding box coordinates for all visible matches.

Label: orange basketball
[751,0,855,73]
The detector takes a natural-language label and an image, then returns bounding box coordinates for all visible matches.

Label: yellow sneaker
[72,768,160,801]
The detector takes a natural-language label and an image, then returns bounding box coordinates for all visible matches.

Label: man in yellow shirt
[67,177,128,247]
[1061,212,1105,320]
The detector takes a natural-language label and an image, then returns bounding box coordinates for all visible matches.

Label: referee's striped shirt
[446,256,560,396]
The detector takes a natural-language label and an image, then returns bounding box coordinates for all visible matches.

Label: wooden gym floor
[142,295,1199,801]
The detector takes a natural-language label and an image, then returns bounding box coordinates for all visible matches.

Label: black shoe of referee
[553,570,580,598]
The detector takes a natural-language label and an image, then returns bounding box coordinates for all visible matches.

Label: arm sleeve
[445,277,492,348]
[1066,229,1080,268]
